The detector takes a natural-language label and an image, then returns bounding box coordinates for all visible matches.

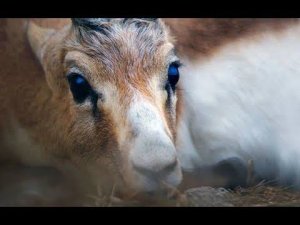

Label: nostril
[133,164,154,178]
[133,160,178,178]
[162,160,178,174]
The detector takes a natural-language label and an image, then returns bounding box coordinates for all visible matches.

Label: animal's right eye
[67,73,92,103]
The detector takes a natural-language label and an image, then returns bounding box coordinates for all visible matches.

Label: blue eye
[168,62,180,88]
[67,73,92,103]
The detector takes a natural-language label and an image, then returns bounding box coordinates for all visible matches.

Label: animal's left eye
[167,62,180,88]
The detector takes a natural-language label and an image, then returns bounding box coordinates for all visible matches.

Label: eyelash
[172,60,183,68]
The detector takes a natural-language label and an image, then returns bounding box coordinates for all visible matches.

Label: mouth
[114,179,187,206]
[127,162,183,194]
[87,163,184,206]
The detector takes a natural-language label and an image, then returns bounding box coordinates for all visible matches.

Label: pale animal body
[1,19,300,200]
[172,19,300,187]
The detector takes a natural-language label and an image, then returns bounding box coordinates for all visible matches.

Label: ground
[1,163,300,206]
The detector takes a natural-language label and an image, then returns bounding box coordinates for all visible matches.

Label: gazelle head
[27,18,183,195]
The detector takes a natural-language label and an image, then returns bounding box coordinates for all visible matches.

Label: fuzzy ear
[27,22,54,64]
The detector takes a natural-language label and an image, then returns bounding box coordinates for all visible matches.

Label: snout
[129,135,182,192]
[124,99,182,193]
[133,157,178,178]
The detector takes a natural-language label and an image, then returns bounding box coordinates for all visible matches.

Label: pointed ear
[27,22,55,64]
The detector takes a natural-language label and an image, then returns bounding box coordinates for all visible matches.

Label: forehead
[63,19,176,77]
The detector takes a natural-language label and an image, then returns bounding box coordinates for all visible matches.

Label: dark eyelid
[66,72,79,83]
[66,72,81,78]
[170,60,183,68]
[169,60,184,68]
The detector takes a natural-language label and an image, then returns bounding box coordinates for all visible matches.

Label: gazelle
[2,18,300,201]
[0,18,182,196]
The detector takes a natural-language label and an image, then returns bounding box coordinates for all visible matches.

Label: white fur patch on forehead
[64,18,171,74]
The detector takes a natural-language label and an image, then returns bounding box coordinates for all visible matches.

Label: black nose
[133,160,178,178]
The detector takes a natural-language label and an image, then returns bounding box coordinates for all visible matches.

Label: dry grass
[1,163,300,207]
[81,180,300,207]
[232,181,300,207]
[89,179,300,207]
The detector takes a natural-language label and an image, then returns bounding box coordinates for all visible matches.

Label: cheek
[67,105,119,160]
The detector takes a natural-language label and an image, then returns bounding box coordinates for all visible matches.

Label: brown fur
[163,18,299,61]
[0,19,180,196]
